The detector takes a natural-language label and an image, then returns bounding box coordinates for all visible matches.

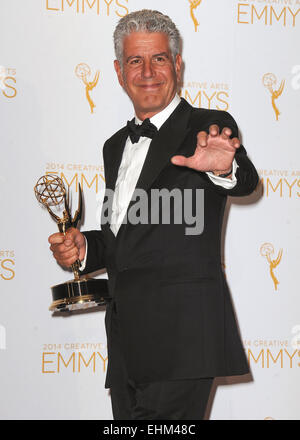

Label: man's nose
[141,59,154,79]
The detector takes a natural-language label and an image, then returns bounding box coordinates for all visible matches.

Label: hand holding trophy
[34,174,109,313]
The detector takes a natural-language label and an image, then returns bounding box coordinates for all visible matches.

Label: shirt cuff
[206,159,238,189]
[79,236,88,271]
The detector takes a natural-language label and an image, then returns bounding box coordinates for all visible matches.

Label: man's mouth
[138,83,163,90]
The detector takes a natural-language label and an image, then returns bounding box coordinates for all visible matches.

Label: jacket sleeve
[80,230,106,275]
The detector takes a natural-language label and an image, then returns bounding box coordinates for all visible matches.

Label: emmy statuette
[34,174,109,313]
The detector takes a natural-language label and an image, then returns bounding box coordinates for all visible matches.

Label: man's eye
[153,56,166,63]
[129,59,141,65]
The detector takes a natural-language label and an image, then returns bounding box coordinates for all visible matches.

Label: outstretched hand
[171,124,240,175]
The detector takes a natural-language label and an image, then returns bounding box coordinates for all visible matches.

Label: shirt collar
[135,94,181,130]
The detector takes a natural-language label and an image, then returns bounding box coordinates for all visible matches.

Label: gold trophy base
[50,277,109,313]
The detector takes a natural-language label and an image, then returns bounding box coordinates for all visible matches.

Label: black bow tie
[127,118,158,144]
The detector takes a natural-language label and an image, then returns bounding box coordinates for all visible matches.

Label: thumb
[64,227,78,247]
[171,155,189,167]
[65,228,85,256]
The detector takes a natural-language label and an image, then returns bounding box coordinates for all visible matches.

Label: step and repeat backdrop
[0,0,299,420]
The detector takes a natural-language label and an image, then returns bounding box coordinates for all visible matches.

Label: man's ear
[114,60,124,88]
[175,54,182,84]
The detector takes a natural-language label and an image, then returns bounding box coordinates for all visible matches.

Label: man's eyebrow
[126,55,142,63]
[152,52,169,58]
[125,52,170,63]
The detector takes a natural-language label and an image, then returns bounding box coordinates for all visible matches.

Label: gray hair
[113,9,181,66]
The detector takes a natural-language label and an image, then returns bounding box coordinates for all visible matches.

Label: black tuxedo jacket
[82,98,258,387]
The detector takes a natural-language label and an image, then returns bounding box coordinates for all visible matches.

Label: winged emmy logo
[189,0,202,32]
[75,63,100,113]
[260,243,283,291]
[262,73,285,121]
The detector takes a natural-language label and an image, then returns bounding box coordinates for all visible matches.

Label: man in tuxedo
[49,10,258,420]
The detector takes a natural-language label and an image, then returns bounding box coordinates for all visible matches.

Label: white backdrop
[0,0,300,420]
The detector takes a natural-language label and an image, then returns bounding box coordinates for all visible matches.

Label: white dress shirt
[80,94,237,268]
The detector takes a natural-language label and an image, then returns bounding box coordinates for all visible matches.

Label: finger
[48,233,65,245]
[231,137,240,149]
[50,242,77,254]
[53,247,79,266]
[64,237,75,247]
[53,246,79,261]
[209,125,219,137]
[221,127,232,139]
[197,131,208,147]
[49,233,74,249]
[57,254,79,267]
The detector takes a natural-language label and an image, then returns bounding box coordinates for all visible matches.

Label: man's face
[114,32,182,120]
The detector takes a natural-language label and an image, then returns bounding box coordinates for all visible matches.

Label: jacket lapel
[101,127,128,239]
[104,127,128,194]
[134,98,192,193]
[114,98,193,241]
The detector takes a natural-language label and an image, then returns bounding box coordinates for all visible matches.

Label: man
[49,10,258,420]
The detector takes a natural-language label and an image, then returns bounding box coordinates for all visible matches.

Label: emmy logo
[262,73,285,121]
[189,0,202,32]
[260,243,283,291]
[75,63,100,113]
